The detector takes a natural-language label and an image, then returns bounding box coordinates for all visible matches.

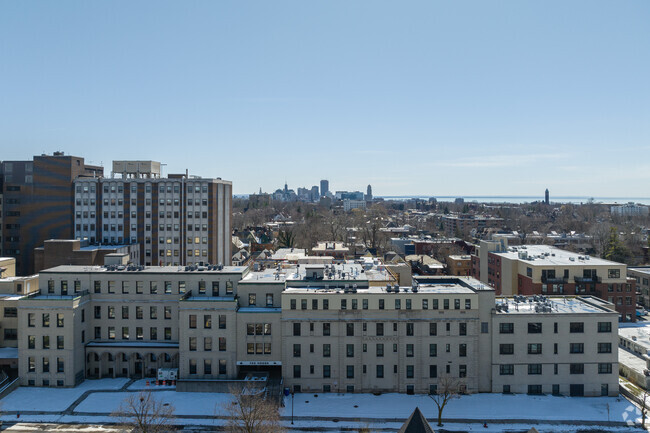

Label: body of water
[377,195,650,205]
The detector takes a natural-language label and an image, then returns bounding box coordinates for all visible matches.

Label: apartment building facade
[0,153,103,275]
[15,264,619,397]
[473,240,637,321]
[73,160,232,267]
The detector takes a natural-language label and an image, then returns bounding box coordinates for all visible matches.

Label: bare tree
[428,376,462,427]
[112,390,175,433]
[223,384,286,433]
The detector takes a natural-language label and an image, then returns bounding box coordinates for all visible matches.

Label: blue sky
[1,1,649,197]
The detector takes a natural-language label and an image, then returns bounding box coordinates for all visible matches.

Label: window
[28,313,35,327]
[347,365,354,379]
[459,364,466,378]
[204,315,212,329]
[219,315,226,329]
[28,335,35,349]
[347,344,354,357]
[43,357,50,373]
[375,323,384,336]
[341,299,347,310]
[57,336,64,349]
[528,344,542,354]
[301,299,307,310]
[500,364,514,375]
[57,358,64,373]
[346,323,354,336]
[379,299,384,310]
[189,359,197,375]
[598,363,612,374]
[570,363,584,374]
[459,343,467,357]
[267,294,274,307]
[150,281,158,294]
[28,357,35,372]
[377,365,384,378]
[293,344,301,357]
[429,365,437,378]
[429,323,437,336]
[598,322,612,333]
[406,323,414,336]
[219,337,226,351]
[570,343,584,353]
[377,343,384,357]
[248,293,256,306]
[454,299,460,309]
[465,298,472,309]
[459,322,467,336]
[42,313,50,327]
[324,365,331,378]
[528,385,542,395]
[443,299,449,309]
[150,328,158,340]
[189,315,197,329]
[499,323,514,334]
[499,344,514,355]
[528,364,542,375]
[293,365,301,378]
[122,306,129,319]
[189,337,197,351]
[608,269,620,279]
[569,322,584,333]
[422,299,428,309]
[323,344,331,357]
[293,323,301,336]
[406,299,411,310]
[323,299,329,310]
[481,322,489,333]
[363,299,368,309]
[429,343,437,357]
[598,343,612,353]
[323,323,330,336]
[394,299,400,309]
[407,365,414,378]
[528,323,542,333]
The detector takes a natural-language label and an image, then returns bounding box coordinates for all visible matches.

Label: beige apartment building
[15,262,619,397]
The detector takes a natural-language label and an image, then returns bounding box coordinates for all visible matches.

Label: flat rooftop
[619,326,650,351]
[629,267,650,276]
[284,277,485,295]
[495,296,615,315]
[40,265,248,275]
[493,245,622,267]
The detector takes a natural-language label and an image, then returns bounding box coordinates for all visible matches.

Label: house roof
[397,407,435,433]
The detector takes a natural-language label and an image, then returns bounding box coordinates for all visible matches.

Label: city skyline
[1,1,649,196]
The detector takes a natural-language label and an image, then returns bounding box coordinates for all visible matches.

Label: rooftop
[41,264,248,275]
[495,295,615,315]
[284,277,486,295]
[619,326,650,352]
[493,245,623,267]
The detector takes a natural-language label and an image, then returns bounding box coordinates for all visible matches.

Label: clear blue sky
[1,1,649,197]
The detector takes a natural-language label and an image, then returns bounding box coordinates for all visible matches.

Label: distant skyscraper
[365,184,373,201]
[320,179,329,197]
[545,189,549,205]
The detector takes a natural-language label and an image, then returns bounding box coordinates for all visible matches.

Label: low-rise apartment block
[15,263,619,397]
[473,240,637,321]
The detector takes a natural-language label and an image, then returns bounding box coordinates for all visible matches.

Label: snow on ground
[0,378,130,412]
[74,390,234,416]
[281,392,642,423]
[127,378,175,391]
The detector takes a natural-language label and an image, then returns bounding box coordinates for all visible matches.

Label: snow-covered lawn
[281,392,641,423]
[0,378,130,412]
[74,390,233,415]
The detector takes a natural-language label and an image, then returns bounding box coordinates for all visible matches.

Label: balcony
[541,276,568,284]
[574,276,601,284]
